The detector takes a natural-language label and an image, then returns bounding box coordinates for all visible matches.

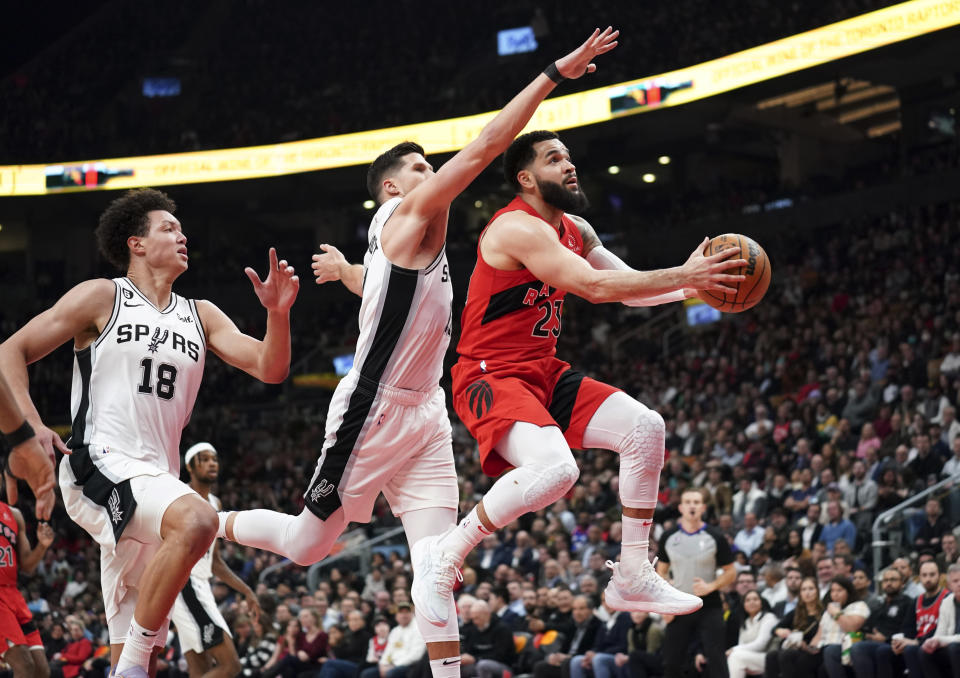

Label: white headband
[184,442,216,468]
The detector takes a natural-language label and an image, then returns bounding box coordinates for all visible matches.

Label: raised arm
[311,244,363,297]
[570,215,695,306]
[489,212,745,303]
[382,28,619,262]
[13,508,54,575]
[198,248,299,384]
[0,279,113,467]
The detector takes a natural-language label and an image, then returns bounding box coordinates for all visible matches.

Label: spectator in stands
[832,553,855,581]
[238,612,278,678]
[849,566,911,678]
[822,501,857,554]
[621,611,663,678]
[816,557,836,598]
[817,576,870,677]
[784,471,815,523]
[725,589,778,678]
[896,560,949,677]
[569,596,631,678]
[460,600,515,678]
[265,607,329,678]
[908,434,943,488]
[311,610,372,678]
[845,460,878,532]
[915,498,952,553]
[733,512,764,558]
[365,617,392,671]
[49,619,92,678]
[893,558,926,599]
[938,534,960,572]
[533,595,601,678]
[843,381,878,433]
[918,563,960,677]
[360,602,423,678]
[942,437,960,478]
[488,587,522,633]
[732,478,767,526]
[765,577,823,678]
[772,567,803,618]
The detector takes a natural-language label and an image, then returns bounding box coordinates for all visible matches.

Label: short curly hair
[503,130,559,192]
[95,188,176,271]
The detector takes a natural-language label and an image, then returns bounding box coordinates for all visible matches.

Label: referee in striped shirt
[657,487,736,678]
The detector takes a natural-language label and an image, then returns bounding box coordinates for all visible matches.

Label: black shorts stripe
[304,264,419,520]
[548,369,585,432]
[179,579,224,651]
[67,347,137,542]
[481,280,554,325]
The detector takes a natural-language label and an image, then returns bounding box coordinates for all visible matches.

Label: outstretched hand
[6,430,59,521]
[555,27,619,80]
[246,248,300,313]
[312,244,347,285]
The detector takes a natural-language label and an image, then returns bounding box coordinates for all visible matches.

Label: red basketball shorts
[451,355,619,477]
[0,586,42,651]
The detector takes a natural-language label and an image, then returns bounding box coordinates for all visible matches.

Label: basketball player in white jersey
[218,27,619,678]
[172,442,260,678]
[0,188,299,678]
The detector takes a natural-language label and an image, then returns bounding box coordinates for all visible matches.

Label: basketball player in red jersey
[0,501,54,677]
[0,372,56,520]
[413,130,746,624]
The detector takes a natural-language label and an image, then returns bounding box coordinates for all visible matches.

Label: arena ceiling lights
[1,0,958,197]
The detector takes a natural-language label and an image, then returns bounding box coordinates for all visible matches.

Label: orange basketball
[699,233,771,312]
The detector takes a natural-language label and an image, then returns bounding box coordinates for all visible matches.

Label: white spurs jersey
[354,197,453,392]
[68,277,206,481]
[191,493,221,580]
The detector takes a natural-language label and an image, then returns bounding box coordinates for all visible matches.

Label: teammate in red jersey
[0,501,54,677]
[413,130,745,624]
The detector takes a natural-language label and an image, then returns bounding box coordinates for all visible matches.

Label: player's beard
[537,177,590,213]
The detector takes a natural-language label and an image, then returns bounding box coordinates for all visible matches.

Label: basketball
[699,233,771,312]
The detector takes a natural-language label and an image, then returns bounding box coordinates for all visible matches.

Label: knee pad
[621,407,665,471]
[519,461,579,509]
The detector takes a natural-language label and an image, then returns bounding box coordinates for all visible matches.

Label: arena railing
[871,470,960,583]
[304,526,408,592]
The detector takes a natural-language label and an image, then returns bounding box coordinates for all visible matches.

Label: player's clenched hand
[36,521,54,547]
[312,244,347,285]
[6,432,59,521]
[681,237,747,293]
[246,247,300,313]
[555,27,619,80]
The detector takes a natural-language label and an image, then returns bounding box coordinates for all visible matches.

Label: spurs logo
[147,327,169,354]
[108,489,123,524]
[310,479,335,502]
[203,623,215,645]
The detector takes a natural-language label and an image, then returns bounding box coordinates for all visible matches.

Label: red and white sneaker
[603,559,703,615]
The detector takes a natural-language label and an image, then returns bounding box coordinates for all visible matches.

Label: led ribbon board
[1,0,958,196]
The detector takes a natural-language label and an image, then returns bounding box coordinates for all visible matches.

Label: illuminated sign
[1,0,957,196]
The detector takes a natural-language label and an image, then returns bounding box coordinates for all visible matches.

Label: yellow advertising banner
[1,0,957,196]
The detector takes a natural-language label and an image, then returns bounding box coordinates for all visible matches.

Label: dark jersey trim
[93,281,121,349]
[549,369,585,432]
[480,280,555,326]
[179,578,225,650]
[304,264,419,520]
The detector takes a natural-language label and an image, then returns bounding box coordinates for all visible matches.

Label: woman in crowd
[726,590,779,678]
[764,576,823,677]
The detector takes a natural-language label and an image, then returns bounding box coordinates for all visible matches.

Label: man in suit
[489,587,522,632]
[533,596,602,678]
[569,596,632,678]
[772,567,803,618]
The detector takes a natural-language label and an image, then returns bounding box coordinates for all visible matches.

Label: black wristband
[544,62,565,84]
[1,420,35,451]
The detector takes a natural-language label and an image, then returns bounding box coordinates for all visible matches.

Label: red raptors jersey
[915,588,948,638]
[457,197,584,362]
[0,504,18,587]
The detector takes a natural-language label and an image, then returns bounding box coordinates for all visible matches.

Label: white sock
[620,515,652,576]
[439,506,492,565]
[115,618,157,673]
[430,656,462,678]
